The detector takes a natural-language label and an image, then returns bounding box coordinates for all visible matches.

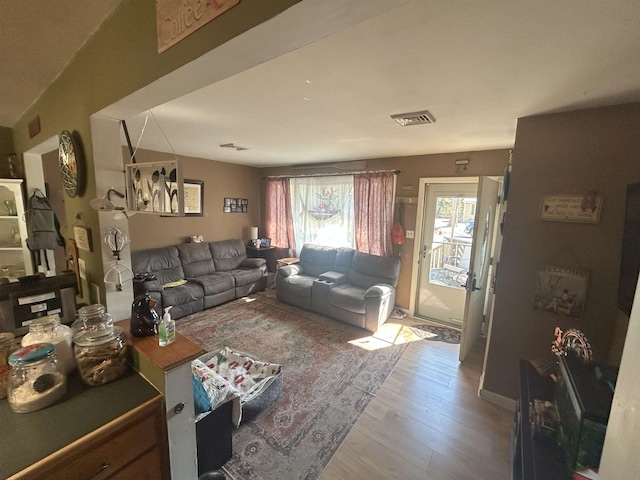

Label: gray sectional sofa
[275,244,401,332]
[131,239,267,319]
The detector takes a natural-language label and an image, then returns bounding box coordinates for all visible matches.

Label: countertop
[0,370,160,479]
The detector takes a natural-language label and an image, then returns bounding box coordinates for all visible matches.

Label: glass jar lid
[74,325,125,347]
[27,314,61,333]
[74,304,113,333]
[9,343,55,366]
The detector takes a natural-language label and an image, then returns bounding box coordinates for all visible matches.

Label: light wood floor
[320,328,514,480]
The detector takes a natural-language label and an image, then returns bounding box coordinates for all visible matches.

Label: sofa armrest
[318,271,347,285]
[363,284,396,332]
[134,279,164,296]
[277,264,304,278]
[240,257,267,269]
[364,284,394,299]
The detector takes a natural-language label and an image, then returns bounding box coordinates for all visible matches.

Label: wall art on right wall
[540,193,603,223]
[533,265,590,319]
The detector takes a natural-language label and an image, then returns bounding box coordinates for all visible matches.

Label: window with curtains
[266,171,395,257]
[290,175,355,249]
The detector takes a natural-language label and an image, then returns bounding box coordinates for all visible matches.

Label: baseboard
[478,373,517,411]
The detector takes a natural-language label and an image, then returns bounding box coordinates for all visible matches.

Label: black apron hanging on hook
[25,189,65,272]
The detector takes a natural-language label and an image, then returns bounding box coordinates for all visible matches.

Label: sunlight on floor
[349,322,438,350]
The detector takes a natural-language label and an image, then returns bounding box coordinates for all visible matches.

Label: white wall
[599,275,640,478]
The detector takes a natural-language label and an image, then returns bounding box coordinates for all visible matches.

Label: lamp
[89,188,125,212]
[249,226,259,248]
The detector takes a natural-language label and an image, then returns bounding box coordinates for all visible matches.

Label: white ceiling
[4,1,640,168]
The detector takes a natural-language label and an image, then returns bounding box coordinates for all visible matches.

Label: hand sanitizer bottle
[159,306,175,346]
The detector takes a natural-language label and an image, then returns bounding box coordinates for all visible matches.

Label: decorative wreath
[551,327,593,364]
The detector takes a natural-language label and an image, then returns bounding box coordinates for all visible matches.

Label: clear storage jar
[72,304,113,334]
[22,315,75,374]
[73,326,128,386]
[8,343,67,414]
[0,332,18,399]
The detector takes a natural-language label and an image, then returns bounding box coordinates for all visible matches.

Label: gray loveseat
[275,244,401,332]
[131,239,267,319]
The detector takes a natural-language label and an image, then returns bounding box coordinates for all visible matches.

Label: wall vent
[390,110,436,126]
[220,143,249,151]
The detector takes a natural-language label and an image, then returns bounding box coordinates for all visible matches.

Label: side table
[246,246,277,272]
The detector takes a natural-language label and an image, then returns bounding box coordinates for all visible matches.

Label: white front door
[415,183,478,327]
[459,176,500,361]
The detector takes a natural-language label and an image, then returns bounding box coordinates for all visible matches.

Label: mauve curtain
[353,171,395,256]
[265,178,297,255]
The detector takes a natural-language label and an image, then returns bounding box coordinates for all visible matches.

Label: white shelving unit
[0,179,33,282]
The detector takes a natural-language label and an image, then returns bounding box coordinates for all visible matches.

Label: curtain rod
[263,169,400,180]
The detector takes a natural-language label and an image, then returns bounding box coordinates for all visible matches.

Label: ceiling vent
[219,143,249,151]
[390,110,436,126]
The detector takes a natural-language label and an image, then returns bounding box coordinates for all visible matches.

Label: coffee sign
[157,0,240,53]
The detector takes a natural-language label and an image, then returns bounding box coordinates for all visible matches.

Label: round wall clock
[58,130,84,198]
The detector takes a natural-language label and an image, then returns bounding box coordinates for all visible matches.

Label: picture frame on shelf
[259,238,271,248]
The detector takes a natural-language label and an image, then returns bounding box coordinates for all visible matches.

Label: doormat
[409,324,461,344]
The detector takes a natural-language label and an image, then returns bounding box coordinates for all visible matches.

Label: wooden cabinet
[513,360,570,480]
[116,319,205,480]
[11,396,166,480]
[1,373,168,480]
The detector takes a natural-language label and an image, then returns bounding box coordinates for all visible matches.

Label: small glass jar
[72,304,113,335]
[8,343,67,414]
[73,326,128,386]
[0,332,18,399]
[22,315,75,374]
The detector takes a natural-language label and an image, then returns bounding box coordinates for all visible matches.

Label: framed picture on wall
[223,198,248,213]
[183,179,204,216]
[540,194,603,223]
[532,265,590,319]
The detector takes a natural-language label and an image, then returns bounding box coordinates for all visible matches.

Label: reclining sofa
[275,244,401,332]
[131,239,267,319]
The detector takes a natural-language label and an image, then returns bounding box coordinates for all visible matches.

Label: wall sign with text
[156,0,240,53]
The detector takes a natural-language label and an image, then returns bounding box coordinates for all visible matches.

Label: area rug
[176,290,408,480]
[409,324,461,344]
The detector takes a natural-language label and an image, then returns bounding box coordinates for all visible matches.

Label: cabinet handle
[86,462,110,479]
[174,402,185,414]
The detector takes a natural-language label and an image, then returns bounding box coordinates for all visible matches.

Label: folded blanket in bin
[192,346,282,426]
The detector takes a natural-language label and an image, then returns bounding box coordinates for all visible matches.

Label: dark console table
[513,360,571,480]
[247,245,278,272]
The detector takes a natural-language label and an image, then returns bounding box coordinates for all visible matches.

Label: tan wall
[9,0,298,303]
[259,148,510,308]
[126,148,261,250]
[484,103,640,399]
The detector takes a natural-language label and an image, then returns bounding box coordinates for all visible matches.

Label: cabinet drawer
[13,396,166,480]
[61,410,159,479]
[109,446,164,480]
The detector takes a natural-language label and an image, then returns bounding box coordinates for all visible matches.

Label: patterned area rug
[409,324,462,344]
[176,290,408,480]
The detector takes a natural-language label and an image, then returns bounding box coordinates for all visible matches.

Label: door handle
[471,274,481,291]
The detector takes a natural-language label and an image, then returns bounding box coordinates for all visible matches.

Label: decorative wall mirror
[58,130,85,198]
[125,160,183,216]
